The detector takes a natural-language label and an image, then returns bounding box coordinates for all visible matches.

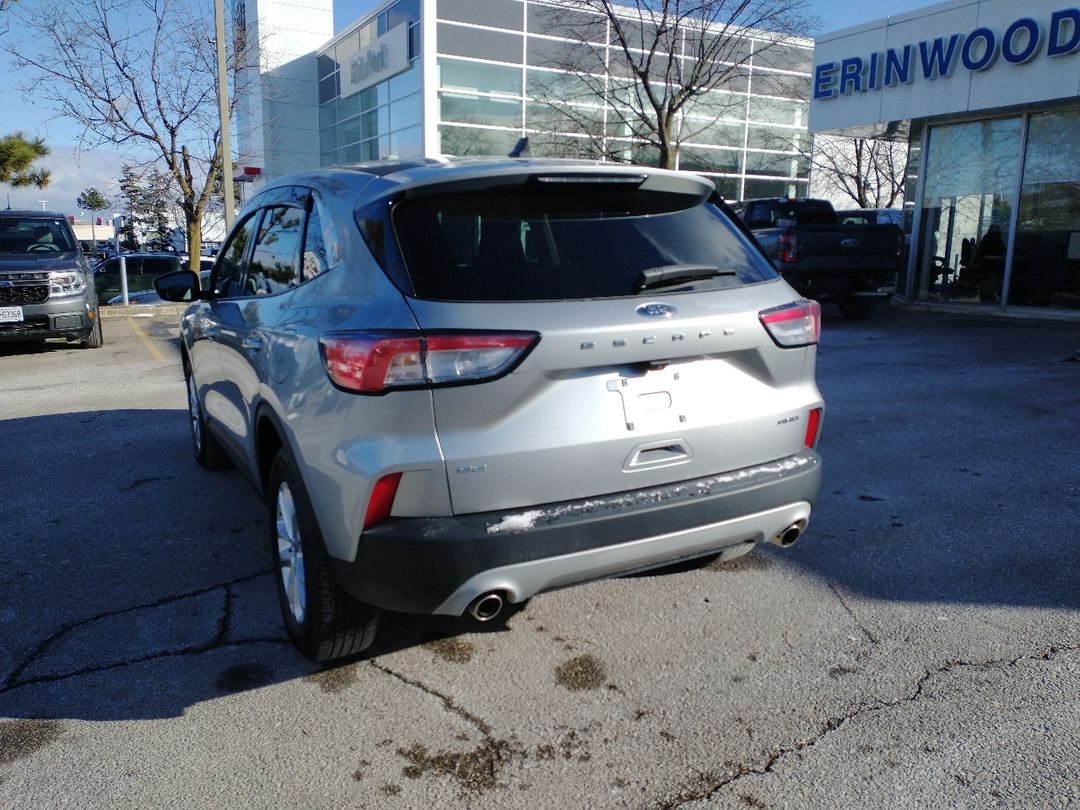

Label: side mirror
[154,269,202,302]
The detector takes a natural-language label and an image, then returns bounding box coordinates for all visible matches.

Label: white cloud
[4,143,127,216]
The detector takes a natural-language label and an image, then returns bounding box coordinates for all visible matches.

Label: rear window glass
[371,186,778,301]
[744,200,836,228]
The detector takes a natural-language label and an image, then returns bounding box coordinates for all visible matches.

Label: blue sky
[2,0,934,214]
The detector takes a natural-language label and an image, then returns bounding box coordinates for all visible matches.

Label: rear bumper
[0,299,95,342]
[330,450,822,615]
[780,268,896,300]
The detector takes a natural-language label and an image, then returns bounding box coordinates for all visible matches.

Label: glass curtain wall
[318,0,423,165]
[1015,107,1080,309]
[913,117,1023,303]
[432,0,811,200]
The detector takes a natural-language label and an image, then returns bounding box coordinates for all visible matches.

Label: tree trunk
[185,211,202,272]
[657,117,678,170]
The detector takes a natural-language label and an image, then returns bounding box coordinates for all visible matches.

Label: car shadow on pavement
[0,408,519,722]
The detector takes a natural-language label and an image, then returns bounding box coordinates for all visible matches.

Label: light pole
[214,0,235,231]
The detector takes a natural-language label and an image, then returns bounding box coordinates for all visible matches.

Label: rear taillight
[778,230,798,264]
[804,407,823,448]
[759,300,821,348]
[364,473,402,529]
[320,330,539,393]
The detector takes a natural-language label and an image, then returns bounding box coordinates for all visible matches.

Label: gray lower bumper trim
[432,501,811,615]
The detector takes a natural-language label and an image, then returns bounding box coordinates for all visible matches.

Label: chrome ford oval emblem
[636,302,676,319]
[841,238,860,249]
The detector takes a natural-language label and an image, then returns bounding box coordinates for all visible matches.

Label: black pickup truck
[731,198,905,319]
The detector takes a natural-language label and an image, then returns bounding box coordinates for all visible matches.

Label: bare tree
[527,0,817,169]
[6,0,256,269]
[809,134,908,209]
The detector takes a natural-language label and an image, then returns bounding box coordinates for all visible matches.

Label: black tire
[268,446,379,661]
[838,296,876,320]
[185,364,230,470]
[80,316,103,349]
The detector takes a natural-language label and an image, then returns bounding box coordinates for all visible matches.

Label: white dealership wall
[234,0,334,180]
[809,0,1080,137]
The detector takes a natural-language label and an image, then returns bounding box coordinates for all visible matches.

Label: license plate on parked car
[0,306,23,323]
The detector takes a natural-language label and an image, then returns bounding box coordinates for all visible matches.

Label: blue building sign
[814,8,1080,99]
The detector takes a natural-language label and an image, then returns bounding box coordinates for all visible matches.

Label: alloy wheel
[275,482,306,624]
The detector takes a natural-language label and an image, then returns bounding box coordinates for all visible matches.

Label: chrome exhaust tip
[467,592,505,622]
[770,521,806,547]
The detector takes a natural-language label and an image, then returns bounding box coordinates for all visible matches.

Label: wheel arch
[254,403,287,498]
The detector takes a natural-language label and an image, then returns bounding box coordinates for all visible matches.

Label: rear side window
[301,203,327,281]
[380,186,778,301]
[142,257,180,275]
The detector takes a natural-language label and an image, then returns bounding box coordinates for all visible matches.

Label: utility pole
[214,0,235,231]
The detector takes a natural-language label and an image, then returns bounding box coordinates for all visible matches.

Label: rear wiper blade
[633,264,735,293]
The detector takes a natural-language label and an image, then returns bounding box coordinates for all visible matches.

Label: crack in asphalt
[660,644,1080,810]
[827,581,880,645]
[0,569,276,694]
[368,658,494,738]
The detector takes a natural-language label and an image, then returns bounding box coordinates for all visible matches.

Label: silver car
[155,158,824,662]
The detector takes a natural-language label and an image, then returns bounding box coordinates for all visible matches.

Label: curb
[99,304,188,319]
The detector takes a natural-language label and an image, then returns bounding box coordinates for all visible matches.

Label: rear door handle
[242,335,265,351]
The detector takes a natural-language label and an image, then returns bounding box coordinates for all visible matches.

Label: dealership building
[812,0,1080,314]
[238,0,1080,315]
[237,0,813,201]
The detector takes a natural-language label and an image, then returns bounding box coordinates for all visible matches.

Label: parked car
[93,252,183,303]
[0,210,102,348]
[731,197,905,319]
[106,264,213,305]
[155,158,825,662]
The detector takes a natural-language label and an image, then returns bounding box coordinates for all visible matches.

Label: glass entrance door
[913,117,1023,304]
[1015,108,1080,310]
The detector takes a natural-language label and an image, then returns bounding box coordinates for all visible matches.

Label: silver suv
[156,159,824,661]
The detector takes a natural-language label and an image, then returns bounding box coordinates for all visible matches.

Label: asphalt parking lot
[1,304,1079,809]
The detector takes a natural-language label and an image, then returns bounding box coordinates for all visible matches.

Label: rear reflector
[759,300,821,348]
[804,407,823,448]
[364,473,402,529]
[320,330,539,393]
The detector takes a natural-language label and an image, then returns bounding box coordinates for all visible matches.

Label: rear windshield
[0,218,77,254]
[365,185,777,301]
[741,200,837,229]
